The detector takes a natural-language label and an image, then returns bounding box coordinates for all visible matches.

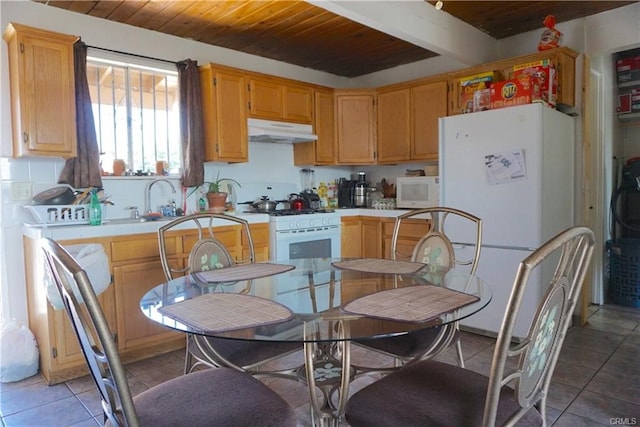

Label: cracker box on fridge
[459,71,500,113]
[490,75,542,110]
[513,59,557,107]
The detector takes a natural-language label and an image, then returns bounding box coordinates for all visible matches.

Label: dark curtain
[58,40,103,189]
[177,59,204,188]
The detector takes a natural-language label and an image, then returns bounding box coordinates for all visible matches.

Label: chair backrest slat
[158,213,256,281]
[391,207,482,276]
[41,238,138,427]
[483,226,595,426]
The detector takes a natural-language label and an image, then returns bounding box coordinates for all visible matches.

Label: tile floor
[1,303,639,426]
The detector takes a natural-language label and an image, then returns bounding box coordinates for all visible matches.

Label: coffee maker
[353,171,368,207]
[337,178,355,208]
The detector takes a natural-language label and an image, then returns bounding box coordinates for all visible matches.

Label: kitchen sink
[103,216,177,225]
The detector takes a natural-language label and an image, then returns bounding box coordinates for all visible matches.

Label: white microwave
[396,176,440,209]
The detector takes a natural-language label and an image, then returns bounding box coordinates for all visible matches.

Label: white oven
[269,213,341,261]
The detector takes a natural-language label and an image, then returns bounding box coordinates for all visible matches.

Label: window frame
[86,49,181,177]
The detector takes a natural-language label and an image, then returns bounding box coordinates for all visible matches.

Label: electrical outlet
[11,182,32,201]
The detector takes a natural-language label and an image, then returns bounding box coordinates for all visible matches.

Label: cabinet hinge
[113,333,118,344]
[213,77,217,86]
[248,101,251,111]
[110,274,114,284]
[52,347,57,359]
[23,132,28,144]
[215,143,219,153]
[19,42,24,53]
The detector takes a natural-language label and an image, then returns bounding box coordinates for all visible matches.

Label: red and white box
[459,71,500,113]
[490,75,542,110]
[618,93,632,114]
[632,87,640,112]
[617,56,640,84]
[513,59,557,107]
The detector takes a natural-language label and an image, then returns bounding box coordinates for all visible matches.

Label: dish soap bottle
[88,188,102,226]
[318,182,328,208]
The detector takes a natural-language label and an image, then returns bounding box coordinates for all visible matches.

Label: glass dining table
[140,257,492,426]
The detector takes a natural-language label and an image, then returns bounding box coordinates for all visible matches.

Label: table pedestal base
[301,322,352,427]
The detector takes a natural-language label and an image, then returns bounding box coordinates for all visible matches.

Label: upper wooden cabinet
[249,76,313,123]
[376,88,411,163]
[294,88,336,166]
[336,90,376,165]
[3,23,78,158]
[411,81,448,161]
[199,64,248,163]
[376,79,447,163]
[447,47,578,115]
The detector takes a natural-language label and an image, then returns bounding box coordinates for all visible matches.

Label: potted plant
[191,173,241,213]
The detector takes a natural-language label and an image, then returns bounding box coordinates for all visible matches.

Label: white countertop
[22,212,271,240]
[343,208,408,217]
[22,208,410,240]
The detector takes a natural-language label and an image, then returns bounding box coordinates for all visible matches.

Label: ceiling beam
[307,0,500,67]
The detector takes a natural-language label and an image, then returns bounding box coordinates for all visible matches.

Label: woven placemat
[158,293,294,333]
[341,285,480,323]
[193,262,295,283]
[332,258,426,275]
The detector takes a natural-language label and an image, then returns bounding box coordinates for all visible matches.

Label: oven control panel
[271,213,339,231]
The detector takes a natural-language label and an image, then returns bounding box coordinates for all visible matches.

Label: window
[86,54,181,176]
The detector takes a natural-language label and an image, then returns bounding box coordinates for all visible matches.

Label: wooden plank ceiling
[37,0,636,77]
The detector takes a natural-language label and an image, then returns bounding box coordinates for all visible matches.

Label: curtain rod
[86,45,178,65]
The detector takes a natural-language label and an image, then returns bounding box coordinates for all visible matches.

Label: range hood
[248,118,317,144]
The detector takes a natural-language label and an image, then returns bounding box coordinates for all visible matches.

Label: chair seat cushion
[355,326,442,358]
[134,368,297,427]
[190,335,300,368]
[345,360,542,427]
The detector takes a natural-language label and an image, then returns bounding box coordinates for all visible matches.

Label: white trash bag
[44,243,111,310]
[0,319,39,382]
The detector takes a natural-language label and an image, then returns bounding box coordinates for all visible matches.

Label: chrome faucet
[145,178,176,214]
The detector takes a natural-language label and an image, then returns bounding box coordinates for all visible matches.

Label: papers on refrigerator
[484,149,527,185]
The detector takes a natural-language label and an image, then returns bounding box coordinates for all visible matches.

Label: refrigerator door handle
[451,242,536,251]
[481,243,537,251]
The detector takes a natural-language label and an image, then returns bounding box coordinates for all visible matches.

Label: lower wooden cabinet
[341,215,431,261]
[382,217,431,260]
[341,217,363,258]
[113,260,183,352]
[362,217,383,258]
[340,216,383,259]
[246,223,270,261]
[24,221,270,384]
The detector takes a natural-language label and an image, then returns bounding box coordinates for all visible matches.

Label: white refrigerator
[439,103,575,338]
